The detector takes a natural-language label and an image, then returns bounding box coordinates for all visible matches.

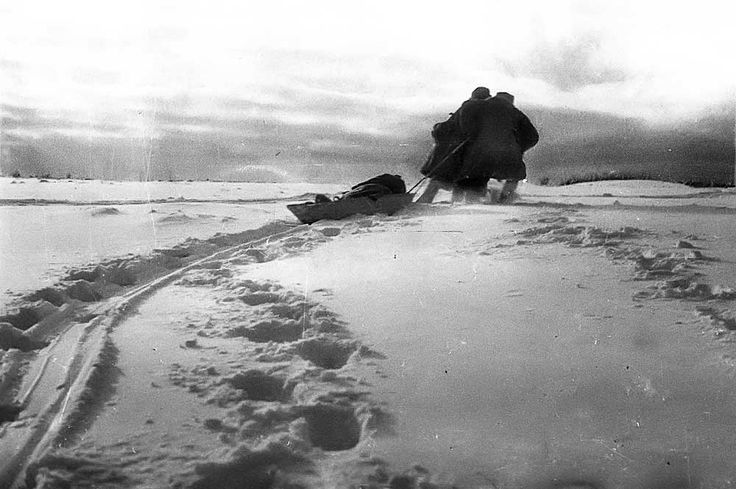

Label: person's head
[495,91,515,104]
[471,87,491,100]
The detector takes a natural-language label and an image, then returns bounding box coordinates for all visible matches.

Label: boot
[498,180,519,203]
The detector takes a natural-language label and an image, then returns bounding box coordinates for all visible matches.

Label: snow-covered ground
[2,177,736,489]
[0,178,343,308]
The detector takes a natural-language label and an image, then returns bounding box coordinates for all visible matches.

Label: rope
[407,137,470,193]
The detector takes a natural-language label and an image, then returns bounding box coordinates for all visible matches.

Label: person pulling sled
[415,87,539,204]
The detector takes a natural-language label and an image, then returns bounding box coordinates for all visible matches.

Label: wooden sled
[287,193,414,224]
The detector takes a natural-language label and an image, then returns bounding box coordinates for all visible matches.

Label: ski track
[0,217,404,489]
[0,195,318,207]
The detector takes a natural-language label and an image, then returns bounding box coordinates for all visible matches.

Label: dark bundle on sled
[338,173,407,200]
[287,174,412,225]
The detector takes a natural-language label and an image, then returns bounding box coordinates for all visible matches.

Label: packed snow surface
[2,177,736,489]
[0,178,342,307]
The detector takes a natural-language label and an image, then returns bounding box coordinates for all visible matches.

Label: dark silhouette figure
[416,88,538,203]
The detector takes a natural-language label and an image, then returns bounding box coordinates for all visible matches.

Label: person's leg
[453,177,489,204]
[499,180,519,203]
[468,178,490,203]
[414,179,442,203]
[451,177,471,203]
[463,186,487,203]
[451,185,466,203]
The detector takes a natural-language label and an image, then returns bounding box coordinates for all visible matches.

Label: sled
[287,193,414,224]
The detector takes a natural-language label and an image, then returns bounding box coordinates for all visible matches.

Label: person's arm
[516,112,539,152]
[431,112,459,140]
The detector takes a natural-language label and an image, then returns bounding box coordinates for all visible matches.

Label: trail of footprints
[498,211,736,340]
[170,272,390,453]
[164,213,733,488]
[161,212,736,488]
[17,211,735,488]
[0,222,324,353]
[161,232,425,488]
[14,221,438,489]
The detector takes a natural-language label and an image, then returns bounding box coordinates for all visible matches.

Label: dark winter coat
[419,112,466,183]
[455,97,539,182]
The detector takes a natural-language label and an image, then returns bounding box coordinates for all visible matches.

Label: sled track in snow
[0,195,317,207]
[0,223,308,489]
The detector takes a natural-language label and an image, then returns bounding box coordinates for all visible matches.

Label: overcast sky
[2,0,735,143]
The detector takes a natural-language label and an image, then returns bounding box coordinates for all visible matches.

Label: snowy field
[0,178,343,308]
[2,177,736,488]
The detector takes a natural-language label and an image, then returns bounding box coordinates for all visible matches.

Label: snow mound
[635,279,736,301]
[515,222,646,247]
[186,442,308,489]
[695,306,736,335]
[90,207,122,216]
[295,337,359,369]
[156,211,199,223]
[522,179,718,197]
[226,370,287,402]
[0,323,47,351]
[300,403,361,450]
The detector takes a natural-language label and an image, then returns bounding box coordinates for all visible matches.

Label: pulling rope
[407,137,470,194]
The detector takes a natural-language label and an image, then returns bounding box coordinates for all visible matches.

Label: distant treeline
[524,108,734,186]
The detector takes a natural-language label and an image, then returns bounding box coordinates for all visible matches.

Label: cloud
[3,96,732,186]
[1,104,124,137]
[501,35,627,92]
[0,99,432,183]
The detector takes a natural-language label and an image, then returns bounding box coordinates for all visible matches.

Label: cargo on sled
[287,174,413,225]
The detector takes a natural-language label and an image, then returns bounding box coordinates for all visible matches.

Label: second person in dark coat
[455,91,539,202]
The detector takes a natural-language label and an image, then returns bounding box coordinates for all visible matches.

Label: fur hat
[471,87,491,99]
[495,91,515,104]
